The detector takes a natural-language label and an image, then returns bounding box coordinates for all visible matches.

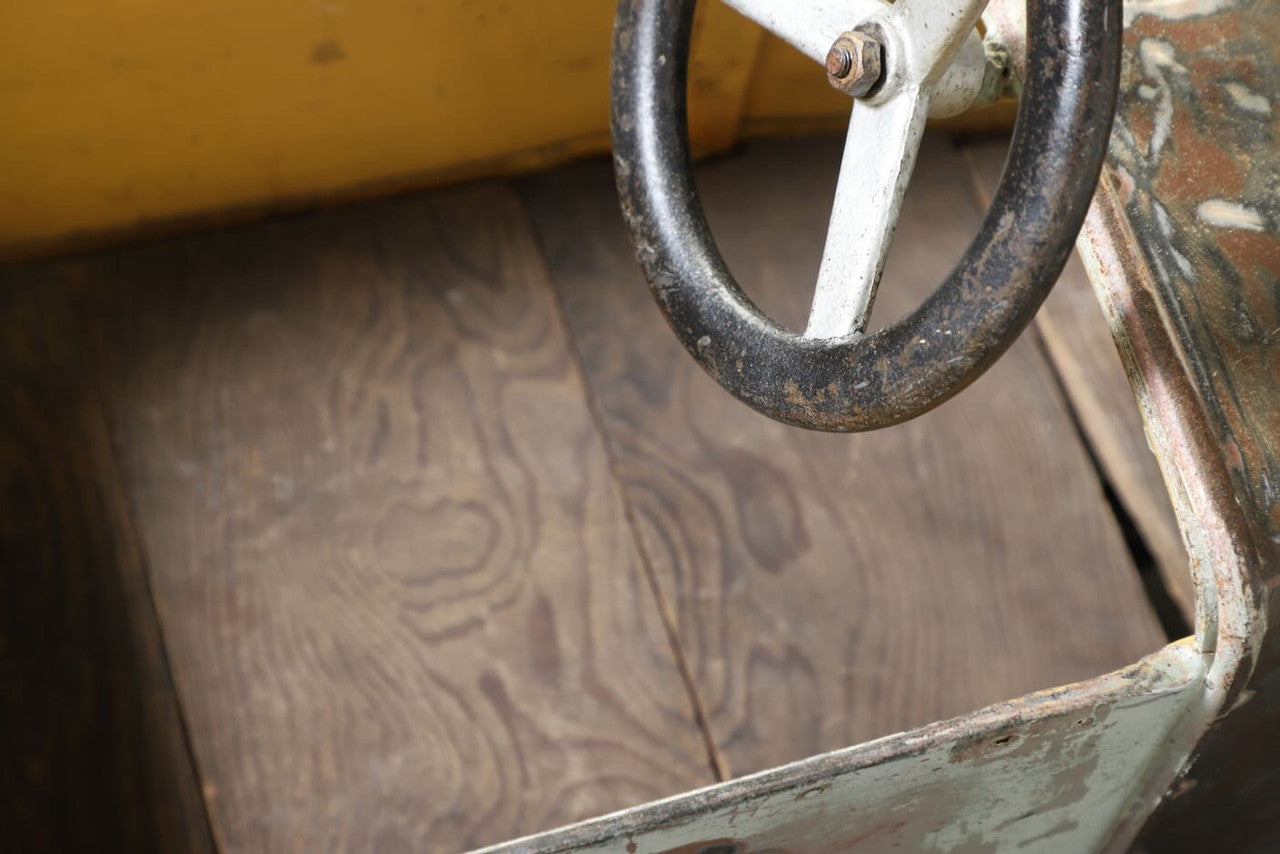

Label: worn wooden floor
[0,134,1189,852]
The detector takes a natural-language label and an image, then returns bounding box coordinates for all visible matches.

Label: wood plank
[77,183,712,851]
[518,133,1168,780]
[961,139,1195,625]
[0,275,215,852]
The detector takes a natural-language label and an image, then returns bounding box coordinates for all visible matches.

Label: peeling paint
[1223,82,1271,116]
[1123,0,1239,26]
[1195,199,1269,232]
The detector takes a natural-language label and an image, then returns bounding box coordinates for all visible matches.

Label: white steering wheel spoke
[721,0,993,116]
[720,0,887,64]
[718,0,994,340]
[805,87,930,339]
[899,0,992,84]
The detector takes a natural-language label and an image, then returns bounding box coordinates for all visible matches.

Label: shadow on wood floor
[0,280,214,851]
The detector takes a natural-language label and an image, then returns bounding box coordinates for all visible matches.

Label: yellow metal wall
[0,2,1004,257]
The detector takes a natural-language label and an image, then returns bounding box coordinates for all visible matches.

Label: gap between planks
[959,137,1195,632]
[518,133,1169,783]
[519,190,732,784]
[77,184,714,850]
[77,331,226,852]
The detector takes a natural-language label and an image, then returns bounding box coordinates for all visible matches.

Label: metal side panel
[1068,1,1280,846]
[475,642,1205,853]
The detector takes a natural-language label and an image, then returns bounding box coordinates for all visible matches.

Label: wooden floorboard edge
[76,299,223,853]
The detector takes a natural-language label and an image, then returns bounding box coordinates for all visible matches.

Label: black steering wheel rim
[610,0,1121,432]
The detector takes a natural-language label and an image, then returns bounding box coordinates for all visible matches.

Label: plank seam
[1027,323,1193,642]
[510,187,732,784]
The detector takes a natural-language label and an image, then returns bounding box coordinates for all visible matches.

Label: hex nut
[825,31,884,98]
[825,45,853,80]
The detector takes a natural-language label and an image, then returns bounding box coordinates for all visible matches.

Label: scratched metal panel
[476,643,1203,853]
[1082,1,1280,848]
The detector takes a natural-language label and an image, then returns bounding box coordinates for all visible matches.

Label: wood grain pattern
[78,184,711,851]
[519,134,1168,779]
[962,139,1195,623]
[0,275,214,852]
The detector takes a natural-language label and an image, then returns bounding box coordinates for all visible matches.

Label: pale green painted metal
[479,643,1205,852]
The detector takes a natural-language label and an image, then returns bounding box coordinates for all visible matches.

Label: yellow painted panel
[0,2,1005,256]
[0,1,616,252]
[0,1,768,255]
[742,35,856,133]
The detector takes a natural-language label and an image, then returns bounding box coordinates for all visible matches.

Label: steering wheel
[610,0,1121,431]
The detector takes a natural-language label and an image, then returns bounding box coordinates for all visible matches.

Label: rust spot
[948,727,1021,763]
[794,784,830,800]
[656,840,741,854]
[310,40,347,65]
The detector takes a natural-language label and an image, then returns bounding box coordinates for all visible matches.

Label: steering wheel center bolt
[825,31,884,98]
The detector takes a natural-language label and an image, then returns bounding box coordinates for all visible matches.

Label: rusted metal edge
[1074,173,1269,849]
[1077,176,1265,659]
[979,5,1268,843]
[475,642,1206,853]
[984,0,1267,675]
[966,7,1270,848]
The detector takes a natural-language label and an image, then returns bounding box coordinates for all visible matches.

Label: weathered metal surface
[475,642,1205,853]
[610,0,1121,432]
[979,0,1280,842]
[1067,0,1280,847]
